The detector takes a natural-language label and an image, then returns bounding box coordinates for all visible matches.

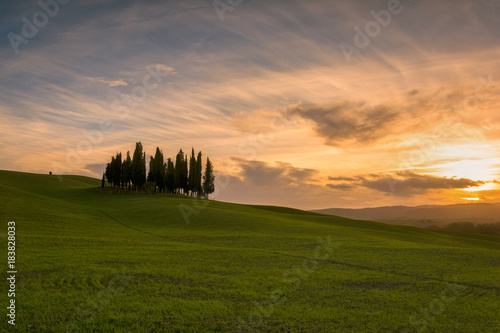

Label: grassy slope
[0,170,499,332]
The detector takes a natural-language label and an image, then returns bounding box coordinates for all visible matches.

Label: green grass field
[0,170,499,332]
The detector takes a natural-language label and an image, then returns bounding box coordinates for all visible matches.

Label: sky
[1,0,500,209]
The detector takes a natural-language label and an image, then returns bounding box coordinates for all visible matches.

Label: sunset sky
[1,0,499,209]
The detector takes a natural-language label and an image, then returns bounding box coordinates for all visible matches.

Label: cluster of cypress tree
[103,142,215,198]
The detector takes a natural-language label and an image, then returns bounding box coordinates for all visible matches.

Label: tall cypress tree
[203,157,215,199]
[195,151,203,197]
[141,152,147,187]
[112,152,122,187]
[182,153,189,194]
[174,149,184,194]
[165,158,175,193]
[153,147,165,192]
[122,151,132,189]
[148,155,155,183]
[188,148,196,196]
[105,159,113,187]
[132,142,146,190]
[110,156,117,187]
[162,162,167,192]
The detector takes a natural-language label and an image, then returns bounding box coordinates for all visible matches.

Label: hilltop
[0,170,499,332]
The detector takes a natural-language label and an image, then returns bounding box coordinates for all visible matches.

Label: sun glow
[430,144,500,194]
[437,158,497,181]
[432,143,493,171]
[461,182,498,192]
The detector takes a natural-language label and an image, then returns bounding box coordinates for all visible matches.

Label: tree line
[429,221,500,236]
[103,142,215,198]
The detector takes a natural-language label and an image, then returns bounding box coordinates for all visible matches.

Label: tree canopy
[103,142,214,198]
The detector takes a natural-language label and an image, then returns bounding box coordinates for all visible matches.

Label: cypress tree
[182,153,189,194]
[155,147,165,191]
[195,151,203,197]
[105,160,113,187]
[141,152,147,188]
[189,148,196,196]
[132,142,146,190]
[162,162,167,192]
[166,158,175,193]
[174,149,184,194]
[122,151,132,189]
[148,155,155,183]
[112,152,122,187]
[109,156,116,187]
[203,157,215,199]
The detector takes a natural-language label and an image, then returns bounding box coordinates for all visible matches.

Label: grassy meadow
[0,170,499,332]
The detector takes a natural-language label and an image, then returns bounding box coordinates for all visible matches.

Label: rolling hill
[311,203,500,228]
[0,170,499,332]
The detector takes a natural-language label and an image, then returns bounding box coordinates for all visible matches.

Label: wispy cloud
[86,77,128,87]
[289,101,400,147]
[232,158,320,187]
[327,171,487,197]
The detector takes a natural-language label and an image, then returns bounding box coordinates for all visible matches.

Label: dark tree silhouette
[148,156,155,182]
[203,157,215,199]
[112,152,122,187]
[105,159,113,187]
[196,151,203,197]
[122,151,132,190]
[102,142,214,197]
[174,149,184,194]
[189,148,196,196]
[182,153,189,195]
[165,158,175,193]
[148,147,165,192]
[131,142,146,190]
[155,148,165,191]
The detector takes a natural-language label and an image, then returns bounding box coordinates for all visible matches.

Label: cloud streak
[86,77,128,87]
[289,101,400,147]
[327,171,486,197]
[232,158,320,187]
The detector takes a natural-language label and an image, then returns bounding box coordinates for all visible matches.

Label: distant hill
[311,203,500,227]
